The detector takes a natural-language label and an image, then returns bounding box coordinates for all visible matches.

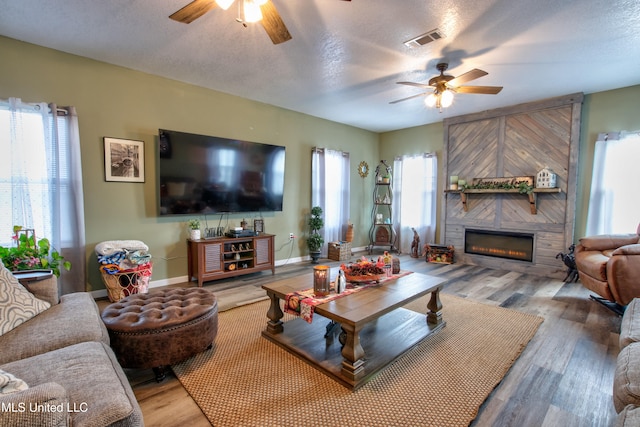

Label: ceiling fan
[390,63,503,110]
[170,0,352,45]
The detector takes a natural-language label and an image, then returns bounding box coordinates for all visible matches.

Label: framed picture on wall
[254,219,264,234]
[104,137,145,183]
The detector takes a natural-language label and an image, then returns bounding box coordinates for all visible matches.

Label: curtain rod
[311,147,350,156]
[394,152,436,160]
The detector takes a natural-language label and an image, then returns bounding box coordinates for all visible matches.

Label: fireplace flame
[470,245,528,260]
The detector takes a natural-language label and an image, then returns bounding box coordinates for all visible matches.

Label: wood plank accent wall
[440,93,583,278]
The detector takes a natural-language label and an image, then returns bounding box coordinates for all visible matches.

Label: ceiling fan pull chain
[235,0,247,26]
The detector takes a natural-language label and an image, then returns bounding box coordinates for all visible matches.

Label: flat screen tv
[157,129,285,215]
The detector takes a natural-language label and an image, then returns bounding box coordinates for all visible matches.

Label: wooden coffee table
[261,270,446,389]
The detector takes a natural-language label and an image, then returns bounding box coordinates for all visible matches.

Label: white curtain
[392,153,437,253]
[311,148,350,256]
[0,97,86,294]
[586,131,640,235]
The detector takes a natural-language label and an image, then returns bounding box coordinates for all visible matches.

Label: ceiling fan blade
[397,81,432,89]
[260,0,292,44]
[455,85,503,94]
[170,0,217,23]
[389,92,429,104]
[446,68,488,87]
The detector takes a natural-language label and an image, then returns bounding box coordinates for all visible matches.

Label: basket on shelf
[100,263,152,302]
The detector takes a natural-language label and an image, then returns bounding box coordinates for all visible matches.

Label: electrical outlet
[289,233,295,240]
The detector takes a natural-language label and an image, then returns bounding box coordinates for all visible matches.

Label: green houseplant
[0,226,71,277]
[307,206,324,264]
[187,219,201,240]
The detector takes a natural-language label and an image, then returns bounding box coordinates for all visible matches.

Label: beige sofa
[0,266,143,426]
[614,298,640,425]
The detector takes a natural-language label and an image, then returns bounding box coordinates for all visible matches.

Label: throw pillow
[0,369,28,395]
[0,263,51,336]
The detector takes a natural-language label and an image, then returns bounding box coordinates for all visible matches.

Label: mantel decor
[462,176,534,194]
[104,137,145,183]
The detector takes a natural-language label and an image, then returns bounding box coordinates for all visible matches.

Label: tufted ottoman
[101,288,218,381]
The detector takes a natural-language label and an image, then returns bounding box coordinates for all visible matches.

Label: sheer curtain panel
[392,153,437,253]
[311,148,350,256]
[585,131,640,236]
[0,98,86,294]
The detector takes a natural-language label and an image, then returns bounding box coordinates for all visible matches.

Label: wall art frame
[104,137,145,183]
[254,219,264,234]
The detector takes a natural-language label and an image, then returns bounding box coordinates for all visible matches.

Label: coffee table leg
[427,286,443,326]
[340,323,365,382]
[265,291,284,335]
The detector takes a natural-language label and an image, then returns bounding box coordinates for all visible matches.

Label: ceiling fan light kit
[393,62,503,111]
[170,0,293,44]
[243,0,263,23]
[216,0,235,9]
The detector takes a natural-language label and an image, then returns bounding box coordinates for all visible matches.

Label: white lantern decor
[536,167,557,188]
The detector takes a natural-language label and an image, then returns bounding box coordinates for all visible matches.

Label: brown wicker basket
[100,264,152,302]
[344,273,384,283]
[328,241,352,261]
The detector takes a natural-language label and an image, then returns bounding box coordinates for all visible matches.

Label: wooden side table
[13,270,54,286]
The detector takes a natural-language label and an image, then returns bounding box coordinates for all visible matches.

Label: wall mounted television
[157,129,285,215]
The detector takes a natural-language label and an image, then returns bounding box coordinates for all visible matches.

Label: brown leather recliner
[575,225,640,306]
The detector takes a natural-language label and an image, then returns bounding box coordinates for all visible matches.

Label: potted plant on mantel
[0,226,71,277]
[187,219,201,240]
[307,206,324,264]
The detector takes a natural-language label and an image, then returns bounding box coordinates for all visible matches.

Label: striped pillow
[0,369,28,395]
[0,264,51,336]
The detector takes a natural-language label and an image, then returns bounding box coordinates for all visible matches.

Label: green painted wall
[0,36,379,291]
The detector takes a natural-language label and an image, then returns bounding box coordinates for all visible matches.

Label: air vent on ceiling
[404,28,444,48]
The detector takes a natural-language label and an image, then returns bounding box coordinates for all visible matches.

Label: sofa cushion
[614,342,640,412]
[613,244,640,256]
[575,251,609,281]
[621,299,640,350]
[579,234,640,251]
[0,264,50,336]
[1,341,143,426]
[0,369,28,395]
[0,382,69,426]
[0,292,110,365]
[616,405,640,427]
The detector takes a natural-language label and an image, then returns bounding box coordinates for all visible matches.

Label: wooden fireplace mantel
[445,188,562,214]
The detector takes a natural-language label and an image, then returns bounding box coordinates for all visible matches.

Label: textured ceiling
[1,0,639,132]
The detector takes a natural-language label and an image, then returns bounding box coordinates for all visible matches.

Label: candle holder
[313,265,330,297]
[449,175,459,190]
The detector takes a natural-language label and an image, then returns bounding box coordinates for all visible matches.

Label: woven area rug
[173,293,543,427]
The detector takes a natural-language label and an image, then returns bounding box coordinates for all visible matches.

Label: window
[0,98,86,293]
[311,148,350,254]
[586,131,640,235]
[392,154,438,253]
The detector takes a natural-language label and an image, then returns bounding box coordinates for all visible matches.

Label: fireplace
[464,229,534,262]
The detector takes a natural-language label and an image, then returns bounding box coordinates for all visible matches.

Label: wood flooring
[98,252,622,426]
